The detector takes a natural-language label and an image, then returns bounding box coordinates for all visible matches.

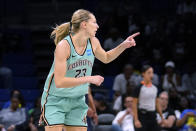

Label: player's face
[142,67,154,82]
[86,14,99,37]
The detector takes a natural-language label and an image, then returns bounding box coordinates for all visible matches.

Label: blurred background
[0,0,196,131]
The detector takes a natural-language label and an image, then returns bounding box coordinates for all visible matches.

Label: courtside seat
[94,125,112,131]
[94,113,115,131]
[98,113,115,125]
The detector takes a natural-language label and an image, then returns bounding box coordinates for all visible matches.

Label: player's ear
[80,21,87,29]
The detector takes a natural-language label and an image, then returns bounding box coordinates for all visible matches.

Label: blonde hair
[51,9,92,45]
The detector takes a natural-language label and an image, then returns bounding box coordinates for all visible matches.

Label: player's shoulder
[56,39,70,51]
[90,37,100,45]
[55,39,71,59]
[90,36,99,41]
[89,37,101,50]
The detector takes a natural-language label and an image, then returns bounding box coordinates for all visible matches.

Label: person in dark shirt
[29,97,44,131]
[3,89,25,109]
[168,88,181,110]
[176,98,196,131]
[157,91,176,131]
[93,93,114,115]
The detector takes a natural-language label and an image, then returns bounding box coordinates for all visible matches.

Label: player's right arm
[54,40,104,88]
[91,32,140,64]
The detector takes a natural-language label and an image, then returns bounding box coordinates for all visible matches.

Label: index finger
[130,32,140,38]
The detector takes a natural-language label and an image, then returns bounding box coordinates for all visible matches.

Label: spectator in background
[178,97,192,113]
[112,96,134,131]
[161,61,182,92]
[176,105,196,131]
[128,18,139,35]
[113,64,140,99]
[182,63,196,96]
[29,96,44,131]
[102,27,125,75]
[173,96,193,131]
[152,73,160,87]
[103,27,124,51]
[150,48,164,76]
[113,81,136,113]
[94,93,114,115]
[168,88,181,110]
[144,21,153,36]
[172,39,186,68]
[3,89,25,109]
[0,95,26,131]
[157,91,176,131]
[177,0,196,15]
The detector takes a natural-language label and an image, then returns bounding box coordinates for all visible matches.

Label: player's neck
[72,31,88,47]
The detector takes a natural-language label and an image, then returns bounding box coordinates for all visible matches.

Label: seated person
[3,89,25,109]
[29,96,44,131]
[0,95,26,131]
[176,105,196,131]
[113,64,139,98]
[113,81,135,113]
[112,96,134,131]
[157,91,176,131]
[94,93,114,115]
[161,61,181,92]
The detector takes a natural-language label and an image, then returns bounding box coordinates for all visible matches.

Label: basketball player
[40,9,140,131]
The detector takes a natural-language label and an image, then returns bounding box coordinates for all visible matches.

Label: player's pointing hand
[122,32,140,49]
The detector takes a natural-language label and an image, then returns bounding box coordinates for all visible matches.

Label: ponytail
[51,9,92,46]
[51,22,71,46]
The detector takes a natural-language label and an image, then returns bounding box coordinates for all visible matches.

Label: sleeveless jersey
[43,35,95,98]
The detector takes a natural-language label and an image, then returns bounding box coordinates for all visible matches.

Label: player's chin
[91,33,96,37]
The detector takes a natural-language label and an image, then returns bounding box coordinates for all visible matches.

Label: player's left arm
[91,32,140,64]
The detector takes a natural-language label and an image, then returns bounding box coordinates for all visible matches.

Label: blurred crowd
[95,0,196,76]
[2,60,195,131]
[0,90,44,131]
